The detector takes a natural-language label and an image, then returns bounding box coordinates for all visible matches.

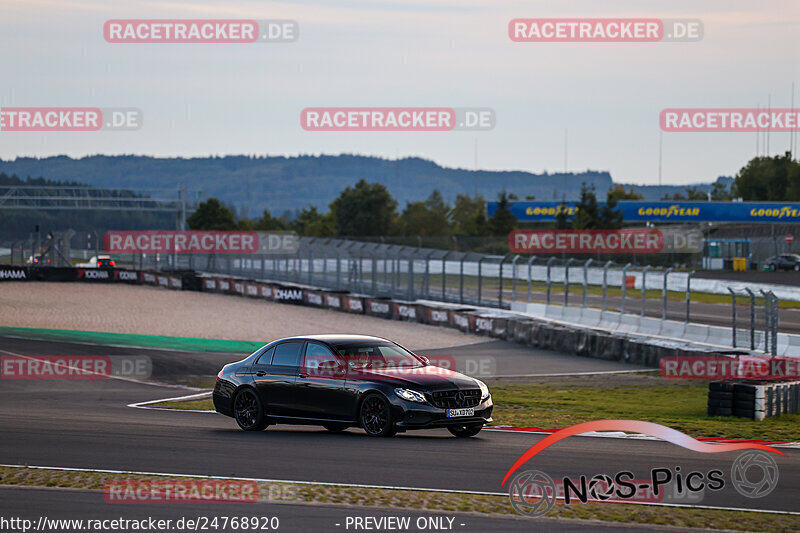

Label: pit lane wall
[1,265,757,368]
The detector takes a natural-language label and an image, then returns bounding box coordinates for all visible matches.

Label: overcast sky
[1,0,798,185]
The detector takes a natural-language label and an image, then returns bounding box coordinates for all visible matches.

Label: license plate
[446,408,474,417]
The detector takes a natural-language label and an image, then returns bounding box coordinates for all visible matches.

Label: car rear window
[271,341,304,367]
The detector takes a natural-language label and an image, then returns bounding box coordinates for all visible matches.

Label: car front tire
[234,388,267,431]
[448,424,483,438]
[359,393,396,437]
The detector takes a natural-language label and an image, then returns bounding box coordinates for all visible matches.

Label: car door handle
[256,371,267,377]
[298,372,308,378]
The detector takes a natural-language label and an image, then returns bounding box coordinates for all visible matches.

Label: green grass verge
[153,374,800,442]
[0,466,796,531]
[490,374,800,442]
[0,326,262,354]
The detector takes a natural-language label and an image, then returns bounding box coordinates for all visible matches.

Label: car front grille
[428,389,481,409]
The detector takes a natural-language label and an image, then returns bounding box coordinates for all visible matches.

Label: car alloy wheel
[360,394,396,437]
[234,389,267,431]
[448,424,483,438]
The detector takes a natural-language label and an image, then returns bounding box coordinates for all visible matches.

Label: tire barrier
[711,380,800,420]
[392,302,419,322]
[365,298,393,319]
[16,268,733,369]
[304,289,325,307]
[324,292,344,310]
[343,295,365,314]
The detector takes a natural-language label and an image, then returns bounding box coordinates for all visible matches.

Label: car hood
[352,364,480,390]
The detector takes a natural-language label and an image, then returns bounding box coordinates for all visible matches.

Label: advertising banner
[489,201,800,223]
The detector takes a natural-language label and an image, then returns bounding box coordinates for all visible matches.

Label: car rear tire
[359,394,396,437]
[448,424,483,438]
[324,424,349,433]
[234,388,267,431]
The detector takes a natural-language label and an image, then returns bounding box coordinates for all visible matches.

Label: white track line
[1,464,798,516]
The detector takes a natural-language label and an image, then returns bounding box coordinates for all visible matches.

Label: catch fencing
[3,234,787,353]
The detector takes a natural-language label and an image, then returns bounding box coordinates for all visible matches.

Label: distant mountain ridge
[0,155,725,216]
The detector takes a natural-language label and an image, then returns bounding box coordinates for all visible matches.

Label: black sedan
[213,334,493,437]
[765,254,800,271]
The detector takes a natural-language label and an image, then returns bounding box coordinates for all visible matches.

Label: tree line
[187,179,639,236]
[187,179,521,237]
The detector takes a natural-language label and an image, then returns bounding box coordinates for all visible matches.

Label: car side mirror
[418,355,430,365]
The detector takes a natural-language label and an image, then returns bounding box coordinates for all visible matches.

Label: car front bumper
[390,395,493,429]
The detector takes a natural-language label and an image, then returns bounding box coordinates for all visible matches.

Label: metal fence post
[408,256,414,300]
[582,258,593,308]
[308,249,314,285]
[499,255,510,309]
[511,255,520,304]
[372,253,377,295]
[459,254,465,304]
[760,290,771,354]
[526,255,537,303]
[686,270,694,324]
[439,251,446,301]
[477,256,486,306]
[772,293,779,356]
[564,258,575,307]
[336,251,342,290]
[745,288,756,350]
[728,287,737,348]
[662,267,673,321]
[424,253,431,299]
[390,251,397,297]
[546,257,555,305]
[602,260,612,312]
[621,263,631,315]
[640,265,651,318]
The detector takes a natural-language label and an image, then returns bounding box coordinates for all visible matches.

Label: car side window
[271,341,304,367]
[254,346,275,365]
[304,342,338,371]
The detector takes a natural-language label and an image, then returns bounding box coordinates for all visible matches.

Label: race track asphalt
[0,336,798,532]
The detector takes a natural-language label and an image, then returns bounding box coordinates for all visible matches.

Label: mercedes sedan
[213,334,493,437]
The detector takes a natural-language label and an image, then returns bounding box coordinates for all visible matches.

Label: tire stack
[732,383,759,420]
[707,381,733,417]
[708,380,800,420]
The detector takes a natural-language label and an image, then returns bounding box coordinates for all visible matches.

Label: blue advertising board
[487,201,800,223]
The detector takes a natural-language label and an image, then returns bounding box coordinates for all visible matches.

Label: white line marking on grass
[127,391,217,413]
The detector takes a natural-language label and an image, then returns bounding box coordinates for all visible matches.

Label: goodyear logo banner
[489,201,800,223]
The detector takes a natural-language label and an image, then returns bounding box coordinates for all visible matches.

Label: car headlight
[475,379,490,400]
[394,388,427,403]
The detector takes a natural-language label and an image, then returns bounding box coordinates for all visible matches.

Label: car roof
[271,334,393,344]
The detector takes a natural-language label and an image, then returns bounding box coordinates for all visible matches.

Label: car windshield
[333,341,423,370]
